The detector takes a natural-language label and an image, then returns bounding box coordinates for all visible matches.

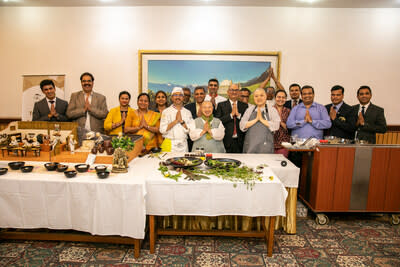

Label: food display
[204,158,241,168]
[165,157,203,168]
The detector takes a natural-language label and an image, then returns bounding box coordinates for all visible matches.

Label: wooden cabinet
[299,145,400,213]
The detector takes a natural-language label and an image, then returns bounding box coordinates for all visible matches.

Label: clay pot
[91,147,98,154]
[103,140,112,148]
[106,147,114,155]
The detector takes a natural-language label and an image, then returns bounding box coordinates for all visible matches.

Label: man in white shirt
[353,85,387,143]
[159,87,193,152]
[204,78,226,109]
[66,72,108,133]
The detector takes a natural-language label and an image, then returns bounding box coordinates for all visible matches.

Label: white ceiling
[1,0,400,8]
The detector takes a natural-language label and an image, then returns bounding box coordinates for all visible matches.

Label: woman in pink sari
[274,90,291,157]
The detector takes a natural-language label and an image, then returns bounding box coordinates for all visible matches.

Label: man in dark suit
[284,83,302,109]
[324,85,357,139]
[215,83,248,153]
[66,72,108,133]
[184,86,206,151]
[185,86,206,119]
[354,85,387,143]
[32,79,69,122]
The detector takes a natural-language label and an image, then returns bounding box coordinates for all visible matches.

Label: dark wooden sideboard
[299,144,400,225]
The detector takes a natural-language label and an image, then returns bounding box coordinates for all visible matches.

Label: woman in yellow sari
[104,91,134,135]
[125,93,160,151]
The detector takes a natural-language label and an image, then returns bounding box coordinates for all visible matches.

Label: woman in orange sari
[125,93,160,151]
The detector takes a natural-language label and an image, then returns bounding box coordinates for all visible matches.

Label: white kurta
[188,118,225,141]
[205,95,227,108]
[159,105,193,152]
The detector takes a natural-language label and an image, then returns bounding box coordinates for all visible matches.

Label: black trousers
[225,138,243,153]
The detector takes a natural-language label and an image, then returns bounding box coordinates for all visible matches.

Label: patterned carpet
[0,214,399,267]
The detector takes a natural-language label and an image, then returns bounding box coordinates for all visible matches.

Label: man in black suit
[32,79,69,121]
[184,86,206,151]
[324,85,356,139]
[354,85,387,143]
[284,83,302,109]
[184,86,206,119]
[215,83,248,153]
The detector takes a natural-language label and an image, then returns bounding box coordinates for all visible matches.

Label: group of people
[32,70,387,156]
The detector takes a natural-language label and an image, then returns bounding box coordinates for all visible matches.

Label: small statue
[112,147,128,173]
[85,131,95,140]
[50,134,62,155]
[31,137,40,147]
[22,139,32,148]
[95,132,104,146]
[9,136,19,147]
[68,134,77,154]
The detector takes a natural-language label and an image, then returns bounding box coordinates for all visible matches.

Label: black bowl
[97,171,110,179]
[21,166,34,173]
[0,167,8,175]
[8,161,25,170]
[44,162,59,171]
[150,147,161,153]
[95,165,107,173]
[64,170,77,178]
[56,164,68,172]
[75,164,89,173]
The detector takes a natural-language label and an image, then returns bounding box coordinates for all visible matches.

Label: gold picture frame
[138,50,281,95]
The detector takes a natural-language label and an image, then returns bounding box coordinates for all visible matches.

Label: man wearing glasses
[66,72,108,133]
[182,88,192,105]
[215,83,248,153]
[239,88,251,104]
[159,87,193,152]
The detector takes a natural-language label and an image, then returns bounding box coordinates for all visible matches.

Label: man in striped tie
[324,85,357,140]
[32,79,69,122]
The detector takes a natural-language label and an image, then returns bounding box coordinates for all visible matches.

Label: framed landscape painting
[138,50,281,102]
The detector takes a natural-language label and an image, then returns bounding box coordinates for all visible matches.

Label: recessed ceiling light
[297,0,319,3]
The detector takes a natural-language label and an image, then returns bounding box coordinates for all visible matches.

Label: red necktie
[232,103,237,136]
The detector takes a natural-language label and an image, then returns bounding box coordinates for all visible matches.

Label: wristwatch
[180,121,185,125]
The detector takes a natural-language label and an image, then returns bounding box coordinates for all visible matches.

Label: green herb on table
[158,165,182,181]
[192,164,263,190]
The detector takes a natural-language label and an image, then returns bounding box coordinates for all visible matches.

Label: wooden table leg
[149,215,155,254]
[134,239,140,258]
[267,216,276,257]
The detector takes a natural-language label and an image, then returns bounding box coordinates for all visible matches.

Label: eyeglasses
[241,95,250,98]
[184,94,191,97]
[172,94,184,97]
[229,89,239,92]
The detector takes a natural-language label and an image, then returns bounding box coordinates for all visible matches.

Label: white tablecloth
[226,153,300,188]
[132,153,289,217]
[0,162,146,239]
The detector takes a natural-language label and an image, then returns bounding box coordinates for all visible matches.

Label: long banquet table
[0,161,146,258]
[131,153,295,256]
